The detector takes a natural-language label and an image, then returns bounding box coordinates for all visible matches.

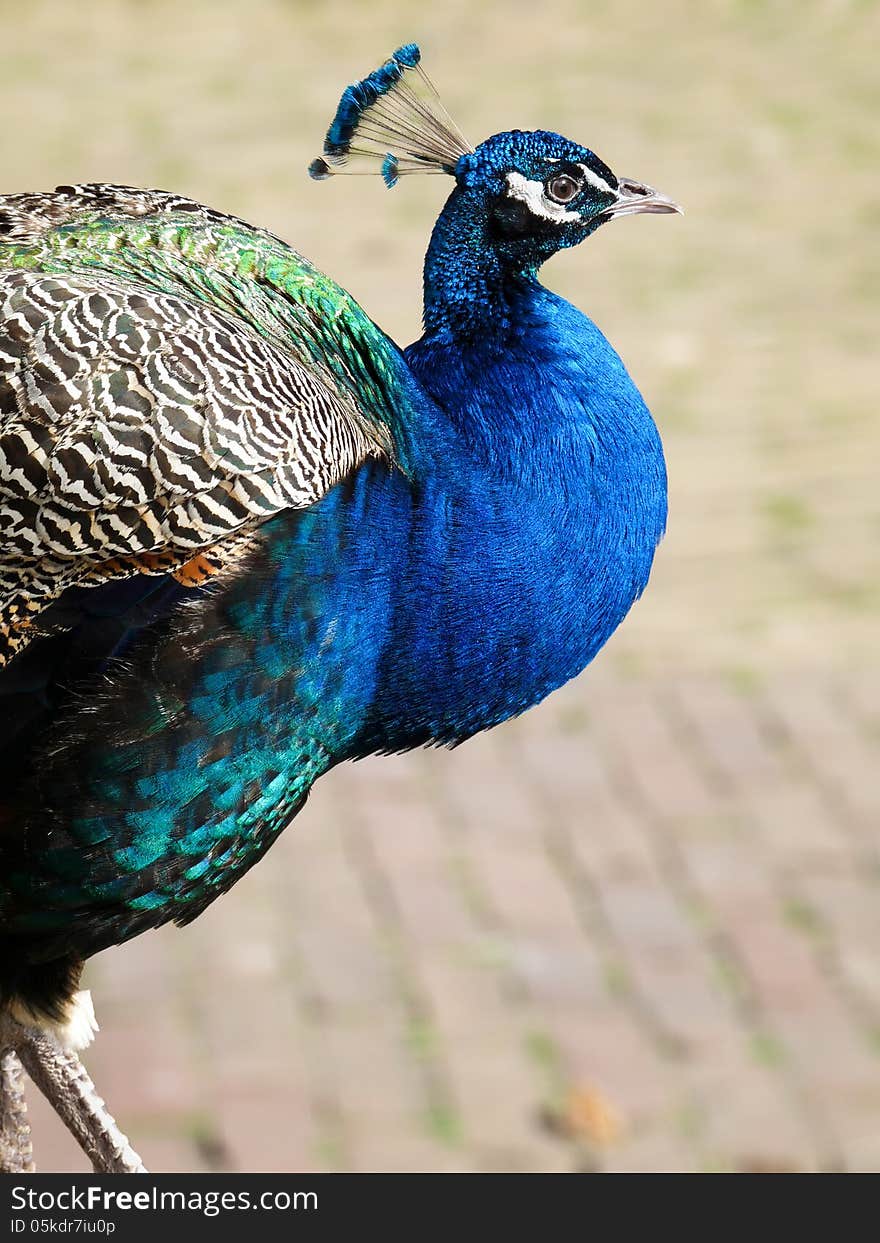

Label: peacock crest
[308,43,471,188]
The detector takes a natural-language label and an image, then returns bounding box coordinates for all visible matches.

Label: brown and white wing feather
[0,266,382,665]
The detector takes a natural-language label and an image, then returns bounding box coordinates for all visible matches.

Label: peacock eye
[546,173,581,205]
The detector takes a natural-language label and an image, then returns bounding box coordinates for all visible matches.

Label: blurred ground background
[3,0,878,1171]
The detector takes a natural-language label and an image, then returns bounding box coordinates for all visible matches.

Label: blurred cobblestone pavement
[26,663,880,1173]
[5,0,879,1175]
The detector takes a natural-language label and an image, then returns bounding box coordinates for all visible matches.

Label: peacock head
[453,130,679,267]
[309,44,681,272]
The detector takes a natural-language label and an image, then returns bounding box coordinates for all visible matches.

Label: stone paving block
[442,750,553,842]
[470,1144,572,1173]
[345,1131,473,1173]
[320,1018,424,1123]
[506,723,658,877]
[429,1033,563,1164]
[602,1131,695,1174]
[347,788,479,950]
[212,1078,314,1172]
[287,921,398,1015]
[134,1135,208,1173]
[799,870,880,1017]
[599,875,734,1052]
[548,1012,671,1124]
[15,670,880,1172]
[502,932,607,1009]
[765,677,880,829]
[677,677,780,780]
[404,953,515,1039]
[467,841,587,939]
[683,1046,824,1172]
[84,1017,199,1123]
[750,782,849,865]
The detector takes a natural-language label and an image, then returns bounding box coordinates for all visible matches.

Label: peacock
[0,44,679,1172]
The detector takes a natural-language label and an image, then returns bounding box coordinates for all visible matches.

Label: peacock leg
[0,1046,35,1173]
[8,1018,147,1174]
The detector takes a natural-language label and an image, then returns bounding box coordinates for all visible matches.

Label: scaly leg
[0,1047,35,1173]
[1,995,147,1174]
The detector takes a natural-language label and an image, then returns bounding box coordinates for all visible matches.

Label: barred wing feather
[0,184,406,664]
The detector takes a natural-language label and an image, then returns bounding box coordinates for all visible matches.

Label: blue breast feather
[0,279,665,956]
[362,283,667,746]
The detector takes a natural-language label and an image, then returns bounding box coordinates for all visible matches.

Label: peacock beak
[601,177,683,221]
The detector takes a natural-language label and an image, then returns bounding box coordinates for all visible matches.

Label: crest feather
[308,44,472,188]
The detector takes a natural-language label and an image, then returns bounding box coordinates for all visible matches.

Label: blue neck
[411,245,665,497]
[421,185,534,343]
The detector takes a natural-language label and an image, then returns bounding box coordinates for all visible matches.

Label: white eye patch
[546,158,616,195]
[575,162,615,195]
[505,171,582,224]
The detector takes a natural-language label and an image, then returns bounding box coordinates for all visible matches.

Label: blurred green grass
[1,0,876,676]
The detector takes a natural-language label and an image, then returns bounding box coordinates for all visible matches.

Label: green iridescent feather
[0,211,413,466]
